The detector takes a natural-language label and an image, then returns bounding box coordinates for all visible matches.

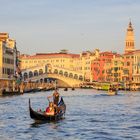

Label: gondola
[71,87,75,90]
[64,87,68,91]
[0,90,23,96]
[29,97,66,121]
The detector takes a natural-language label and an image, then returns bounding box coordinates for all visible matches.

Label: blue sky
[0,0,140,54]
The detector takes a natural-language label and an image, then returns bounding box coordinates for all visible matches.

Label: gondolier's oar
[55,80,57,90]
[29,98,31,107]
[47,97,50,103]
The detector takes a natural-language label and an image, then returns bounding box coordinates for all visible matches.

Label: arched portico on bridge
[39,69,43,75]
[29,71,33,78]
[64,71,68,77]
[23,68,84,81]
[34,70,38,76]
[22,64,84,87]
[23,72,28,80]
[52,69,84,81]
[74,74,78,79]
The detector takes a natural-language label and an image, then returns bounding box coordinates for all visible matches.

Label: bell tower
[125,21,135,53]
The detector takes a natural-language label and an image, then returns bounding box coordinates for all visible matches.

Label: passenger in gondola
[46,102,55,116]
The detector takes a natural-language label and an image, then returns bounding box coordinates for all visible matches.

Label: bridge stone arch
[21,64,85,87]
[74,74,78,79]
[29,71,33,78]
[54,69,58,74]
[79,75,83,81]
[34,70,38,76]
[64,71,68,77]
[47,74,82,87]
[69,73,73,78]
[39,69,43,75]
[59,70,63,76]
[23,72,28,80]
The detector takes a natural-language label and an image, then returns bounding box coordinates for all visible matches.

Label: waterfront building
[91,51,116,82]
[122,21,140,90]
[132,50,140,90]
[0,33,17,78]
[111,54,123,82]
[0,33,17,90]
[80,49,99,82]
[123,21,135,81]
[122,21,135,89]
[122,51,134,86]
[20,51,80,73]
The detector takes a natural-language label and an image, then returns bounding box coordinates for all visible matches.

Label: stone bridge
[21,64,84,87]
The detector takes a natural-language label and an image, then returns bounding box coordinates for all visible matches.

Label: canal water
[0,89,140,140]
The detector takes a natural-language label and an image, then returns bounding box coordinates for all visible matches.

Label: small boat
[29,97,66,121]
[24,88,34,93]
[107,90,118,96]
[71,87,75,90]
[0,89,23,96]
[64,88,68,91]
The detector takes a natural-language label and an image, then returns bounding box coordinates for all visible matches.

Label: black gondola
[64,87,68,91]
[71,87,75,90]
[29,97,66,121]
[0,90,23,96]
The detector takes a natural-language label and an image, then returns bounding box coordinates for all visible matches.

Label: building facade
[132,50,140,90]
[20,52,80,71]
[111,54,123,83]
[0,33,17,79]
[0,33,18,91]
[91,51,116,82]
[80,49,99,82]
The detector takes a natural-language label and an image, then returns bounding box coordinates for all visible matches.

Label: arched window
[59,70,63,76]
[64,71,68,77]
[79,75,83,81]
[54,69,58,74]
[39,69,43,75]
[23,72,28,80]
[29,71,33,78]
[34,70,38,76]
[40,78,43,83]
[69,73,73,78]
[127,62,130,66]
[74,74,78,79]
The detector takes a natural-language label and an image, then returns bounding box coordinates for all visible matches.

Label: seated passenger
[46,102,55,116]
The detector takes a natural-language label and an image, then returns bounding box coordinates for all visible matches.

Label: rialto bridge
[21,64,84,87]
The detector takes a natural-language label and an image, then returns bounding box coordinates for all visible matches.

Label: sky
[0,0,140,55]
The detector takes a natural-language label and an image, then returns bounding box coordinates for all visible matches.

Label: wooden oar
[47,97,50,103]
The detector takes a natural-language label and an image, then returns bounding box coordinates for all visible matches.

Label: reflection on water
[0,89,140,140]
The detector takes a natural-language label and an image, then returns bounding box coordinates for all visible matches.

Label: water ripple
[0,89,140,140]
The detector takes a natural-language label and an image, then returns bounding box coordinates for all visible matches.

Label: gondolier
[48,89,60,106]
